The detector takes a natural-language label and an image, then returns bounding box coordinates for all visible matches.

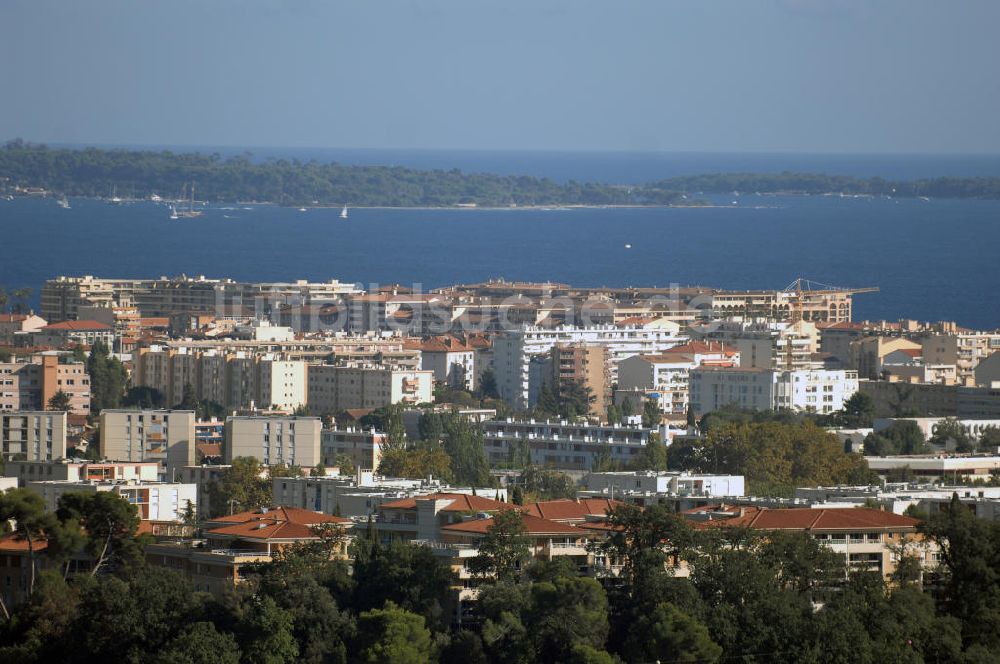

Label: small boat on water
[109,185,123,205]
[175,183,202,218]
[169,205,179,220]
[299,207,307,213]
[340,205,349,219]
[57,196,70,209]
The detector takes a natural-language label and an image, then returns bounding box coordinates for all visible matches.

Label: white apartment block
[26,479,197,521]
[224,416,322,468]
[5,459,159,487]
[482,419,654,471]
[0,411,67,461]
[307,364,433,414]
[258,357,308,411]
[690,367,859,416]
[494,325,687,409]
[99,409,196,475]
[583,470,745,498]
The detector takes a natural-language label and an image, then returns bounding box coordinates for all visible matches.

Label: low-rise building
[26,478,197,521]
[865,454,1000,482]
[0,410,67,461]
[33,320,115,349]
[689,367,859,416]
[146,506,352,595]
[5,459,159,487]
[581,470,745,499]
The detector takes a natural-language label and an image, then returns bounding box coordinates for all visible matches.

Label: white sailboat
[57,196,70,209]
[340,205,349,219]
[169,205,179,220]
[176,183,202,218]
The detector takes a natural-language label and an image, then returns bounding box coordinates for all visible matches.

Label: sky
[1,0,999,154]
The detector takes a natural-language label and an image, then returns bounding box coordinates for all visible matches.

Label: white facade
[26,479,197,522]
[690,367,859,416]
[5,459,160,487]
[494,325,686,409]
[583,471,745,498]
[307,364,433,413]
[482,419,654,470]
[258,357,307,411]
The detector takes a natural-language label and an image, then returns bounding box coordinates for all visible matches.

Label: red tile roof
[379,492,508,512]
[196,443,223,458]
[206,506,350,541]
[441,512,582,536]
[42,320,112,331]
[522,498,622,522]
[0,533,49,552]
[690,506,919,531]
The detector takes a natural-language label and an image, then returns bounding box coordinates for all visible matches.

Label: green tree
[477,369,500,400]
[527,575,610,662]
[46,390,71,411]
[417,411,444,442]
[642,399,661,427]
[930,418,975,452]
[172,382,198,411]
[980,425,1000,450]
[0,489,60,600]
[841,390,876,427]
[207,456,271,516]
[605,403,621,426]
[354,601,434,664]
[864,420,928,456]
[631,432,669,471]
[237,595,299,664]
[56,491,141,574]
[520,465,577,500]
[441,411,490,486]
[87,340,127,414]
[152,622,241,664]
[620,601,721,664]
[351,541,457,631]
[469,509,531,584]
[122,385,165,409]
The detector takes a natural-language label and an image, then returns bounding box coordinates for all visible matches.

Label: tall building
[494,325,686,409]
[550,343,608,419]
[224,416,322,468]
[0,411,67,461]
[306,364,433,414]
[99,409,197,476]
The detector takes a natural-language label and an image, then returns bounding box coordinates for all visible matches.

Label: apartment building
[33,320,115,349]
[689,367,859,416]
[99,409,197,475]
[41,274,360,322]
[0,354,90,414]
[482,419,654,470]
[306,363,433,414]
[494,325,687,409]
[617,341,739,417]
[27,479,197,522]
[0,411,67,461]
[5,459,159,487]
[0,313,47,344]
[410,336,477,391]
[257,357,308,411]
[321,427,386,471]
[224,416,322,467]
[860,381,1000,419]
[922,333,1000,382]
[582,470,745,499]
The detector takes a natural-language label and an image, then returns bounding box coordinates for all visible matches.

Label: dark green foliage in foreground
[3,491,1000,662]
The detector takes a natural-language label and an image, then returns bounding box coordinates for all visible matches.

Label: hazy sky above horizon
[2,0,998,154]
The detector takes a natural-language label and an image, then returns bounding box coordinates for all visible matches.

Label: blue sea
[2,150,999,329]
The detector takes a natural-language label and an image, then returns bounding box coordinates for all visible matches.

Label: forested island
[2,140,1000,207]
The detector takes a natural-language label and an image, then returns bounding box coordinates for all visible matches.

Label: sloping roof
[522,498,622,522]
[0,533,50,552]
[379,492,508,512]
[341,408,375,421]
[692,506,919,531]
[441,512,582,536]
[196,443,223,458]
[206,506,351,541]
[42,320,112,331]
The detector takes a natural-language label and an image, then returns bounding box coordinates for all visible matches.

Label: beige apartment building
[224,416,322,467]
[258,357,308,411]
[320,428,386,471]
[0,411,67,461]
[922,333,1000,383]
[99,409,196,475]
[0,354,91,415]
[306,364,433,414]
[550,342,608,419]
